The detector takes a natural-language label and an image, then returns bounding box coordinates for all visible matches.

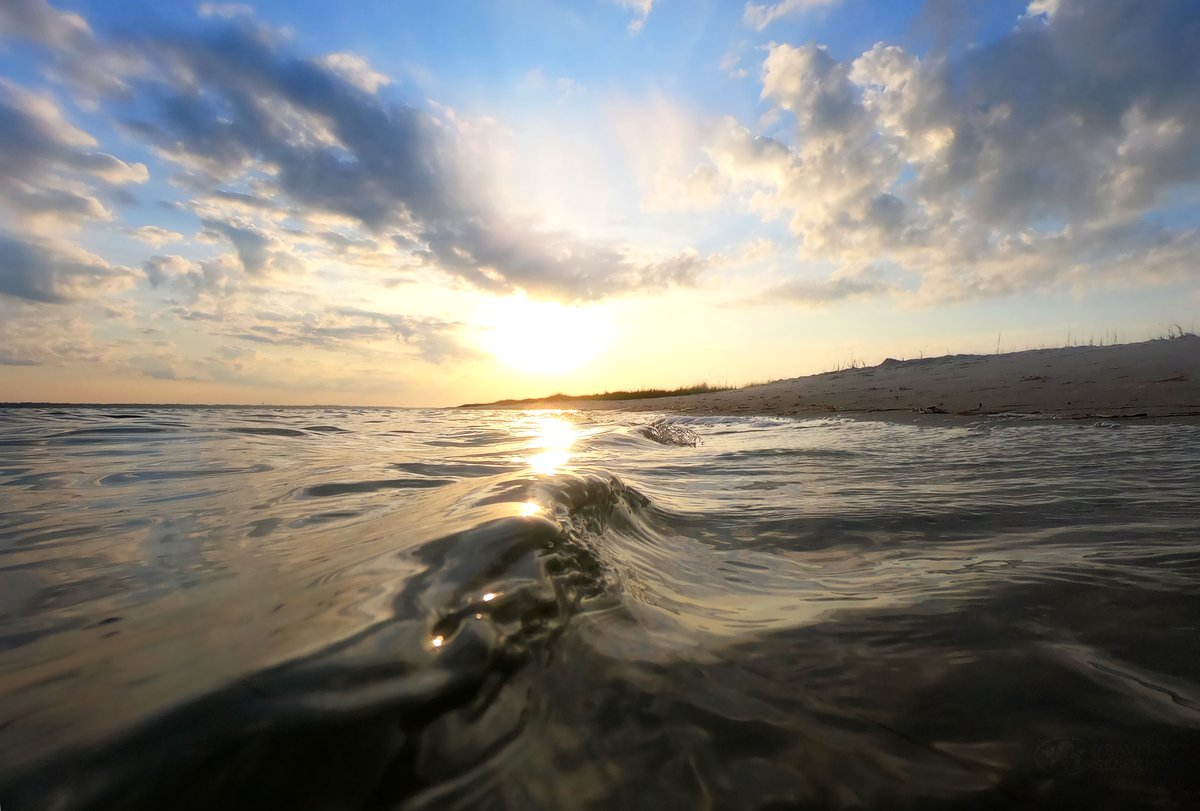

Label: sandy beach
[483,336,1200,420]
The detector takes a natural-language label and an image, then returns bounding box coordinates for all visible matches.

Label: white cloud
[720,48,751,80]
[0,80,148,233]
[687,0,1200,304]
[316,53,391,94]
[613,0,653,34]
[0,299,104,366]
[752,265,896,305]
[197,3,254,20]
[743,0,842,32]
[142,254,196,288]
[1024,0,1060,19]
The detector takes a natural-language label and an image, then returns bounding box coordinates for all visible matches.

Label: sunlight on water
[526,413,577,475]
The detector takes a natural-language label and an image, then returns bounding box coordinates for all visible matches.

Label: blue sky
[1,0,1198,405]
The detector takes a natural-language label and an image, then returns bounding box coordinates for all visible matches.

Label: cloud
[316,53,390,94]
[0,0,92,51]
[0,80,147,231]
[142,254,195,288]
[138,245,476,366]
[333,307,477,364]
[720,48,751,80]
[8,5,720,319]
[216,307,476,364]
[64,13,696,301]
[699,0,1200,302]
[1024,0,1060,19]
[200,218,279,275]
[612,95,734,212]
[131,225,183,246]
[142,251,245,300]
[750,266,895,305]
[418,218,710,299]
[0,233,135,303]
[126,353,182,380]
[0,80,150,187]
[197,3,255,20]
[743,0,841,31]
[519,68,586,100]
[0,1,143,99]
[121,23,467,232]
[0,299,106,365]
[613,0,653,34]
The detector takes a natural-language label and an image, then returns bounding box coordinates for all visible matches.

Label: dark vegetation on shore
[458,383,734,408]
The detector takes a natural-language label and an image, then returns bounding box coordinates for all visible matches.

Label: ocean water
[1,406,1199,810]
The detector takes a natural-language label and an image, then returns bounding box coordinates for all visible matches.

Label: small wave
[302,478,455,497]
[225,426,309,438]
[98,464,273,485]
[392,461,517,478]
[50,426,174,437]
[638,418,700,446]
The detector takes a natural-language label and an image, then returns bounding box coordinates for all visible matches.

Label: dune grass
[459,382,735,408]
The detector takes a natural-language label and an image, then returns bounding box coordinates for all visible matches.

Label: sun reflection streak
[527,414,577,475]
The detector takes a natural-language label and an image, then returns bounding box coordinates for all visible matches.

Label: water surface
[1,407,1198,809]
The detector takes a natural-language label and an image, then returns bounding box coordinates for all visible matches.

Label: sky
[0,0,1198,406]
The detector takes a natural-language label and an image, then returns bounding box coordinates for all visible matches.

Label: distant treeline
[459,383,734,408]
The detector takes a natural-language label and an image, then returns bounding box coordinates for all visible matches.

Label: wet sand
[491,336,1200,420]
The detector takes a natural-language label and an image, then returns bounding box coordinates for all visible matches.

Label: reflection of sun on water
[528,415,576,475]
[479,295,615,374]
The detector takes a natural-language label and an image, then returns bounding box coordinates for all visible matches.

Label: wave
[1,470,639,810]
[302,478,456,497]
[638,418,701,446]
[225,426,311,438]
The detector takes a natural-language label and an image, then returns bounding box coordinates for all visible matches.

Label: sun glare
[528,415,577,475]
[479,295,615,374]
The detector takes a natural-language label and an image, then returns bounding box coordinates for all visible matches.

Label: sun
[478,295,616,374]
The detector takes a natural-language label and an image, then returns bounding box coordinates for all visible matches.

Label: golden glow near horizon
[479,295,616,375]
[527,414,577,475]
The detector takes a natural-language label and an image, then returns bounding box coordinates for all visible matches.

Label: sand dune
[511,336,1200,420]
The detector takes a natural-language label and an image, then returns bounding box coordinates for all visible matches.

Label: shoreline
[468,336,1200,422]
